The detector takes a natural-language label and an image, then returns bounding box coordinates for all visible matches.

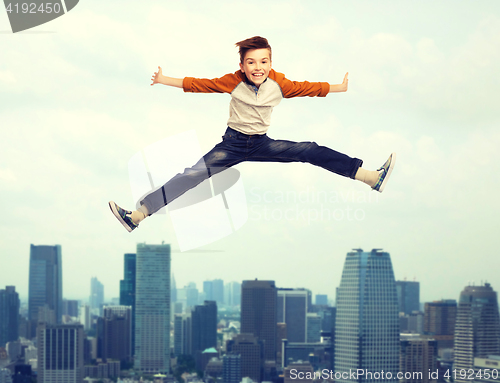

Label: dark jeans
[141,127,363,215]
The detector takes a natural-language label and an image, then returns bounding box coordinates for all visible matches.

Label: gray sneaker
[109,201,138,232]
[372,153,396,193]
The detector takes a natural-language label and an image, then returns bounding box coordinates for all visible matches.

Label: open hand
[151,66,163,86]
[341,72,348,92]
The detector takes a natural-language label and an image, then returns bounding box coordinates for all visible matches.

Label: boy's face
[239,48,272,87]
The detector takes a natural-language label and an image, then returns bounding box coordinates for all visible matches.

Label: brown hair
[235,36,272,64]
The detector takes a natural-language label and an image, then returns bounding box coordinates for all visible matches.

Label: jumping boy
[109,36,395,232]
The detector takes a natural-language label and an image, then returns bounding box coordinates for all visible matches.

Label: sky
[1,1,499,303]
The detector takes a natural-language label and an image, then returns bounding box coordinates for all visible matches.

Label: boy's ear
[239,62,244,73]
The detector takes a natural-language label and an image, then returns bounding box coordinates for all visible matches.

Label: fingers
[150,66,161,86]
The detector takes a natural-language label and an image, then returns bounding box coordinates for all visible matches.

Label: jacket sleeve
[183,71,243,94]
[270,70,330,98]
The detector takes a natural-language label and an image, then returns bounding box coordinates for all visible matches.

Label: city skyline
[9,246,499,308]
[1,1,500,303]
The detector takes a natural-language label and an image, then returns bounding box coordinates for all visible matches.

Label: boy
[109,36,395,232]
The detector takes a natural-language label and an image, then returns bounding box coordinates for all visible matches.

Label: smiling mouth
[252,73,264,78]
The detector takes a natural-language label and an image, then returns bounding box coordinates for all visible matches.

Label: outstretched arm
[150,66,183,88]
[329,72,348,93]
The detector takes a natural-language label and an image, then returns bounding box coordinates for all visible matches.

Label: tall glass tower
[28,244,63,324]
[134,243,170,374]
[0,286,20,347]
[454,283,500,383]
[120,253,136,354]
[334,249,399,383]
[241,279,277,362]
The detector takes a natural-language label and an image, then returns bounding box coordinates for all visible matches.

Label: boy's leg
[248,135,363,178]
[140,143,245,216]
[247,135,395,190]
[110,129,247,231]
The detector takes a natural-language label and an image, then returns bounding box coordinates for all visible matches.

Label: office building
[334,249,399,383]
[400,334,437,383]
[192,301,217,360]
[174,313,192,356]
[241,280,277,362]
[177,283,199,308]
[315,294,328,306]
[282,339,334,370]
[222,353,241,383]
[277,288,311,343]
[28,244,63,324]
[306,313,321,343]
[174,313,191,356]
[119,253,136,353]
[396,280,420,315]
[227,333,264,383]
[400,311,424,334]
[424,300,457,349]
[63,300,79,318]
[0,369,12,383]
[212,279,224,305]
[454,283,500,383]
[37,323,84,383]
[284,361,314,383]
[0,286,19,348]
[473,356,500,383]
[89,277,104,314]
[171,274,177,303]
[224,282,241,307]
[204,281,214,301]
[134,243,171,374]
[97,306,132,363]
[79,305,91,331]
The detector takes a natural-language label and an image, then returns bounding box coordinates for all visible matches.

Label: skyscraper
[454,283,500,383]
[119,253,136,353]
[334,249,399,383]
[424,300,457,349]
[174,313,191,356]
[63,300,79,318]
[89,277,104,313]
[223,353,242,383]
[226,333,264,383]
[396,280,420,315]
[277,288,311,343]
[0,286,19,348]
[97,306,132,363]
[315,294,328,306]
[203,281,214,301]
[306,313,321,343]
[225,282,241,307]
[134,243,171,374]
[213,279,224,305]
[191,301,217,358]
[241,280,277,362]
[37,323,84,383]
[171,273,177,304]
[28,244,63,324]
[400,335,437,383]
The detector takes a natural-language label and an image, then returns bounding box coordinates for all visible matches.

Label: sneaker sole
[108,201,134,233]
[378,153,396,193]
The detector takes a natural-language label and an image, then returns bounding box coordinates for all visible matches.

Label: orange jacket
[183,69,330,135]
